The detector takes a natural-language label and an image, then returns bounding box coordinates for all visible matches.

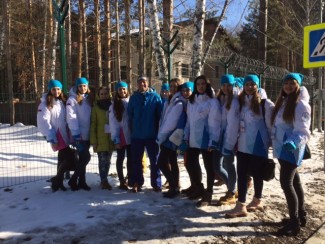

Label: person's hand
[283,141,296,151]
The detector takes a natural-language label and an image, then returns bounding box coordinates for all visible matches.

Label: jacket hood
[299,86,310,103]
[170,91,186,105]
[69,87,78,97]
[258,88,268,99]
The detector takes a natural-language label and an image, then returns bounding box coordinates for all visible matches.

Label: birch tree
[190,0,206,79]
[115,0,121,81]
[79,0,89,78]
[40,0,48,93]
[124,0,132,89]
[94,0,103,86]
[200,0,229,74]
[147,0,168,82]
[138,0,145,76]
[50,0,58,79]
[103,0,111,86]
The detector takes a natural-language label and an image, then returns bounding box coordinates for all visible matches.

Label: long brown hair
[76,86,91,105]
[216,88,233,111]
[189,75,214,103]
[271,86,300,125]
[238,88,261,115]
[46,91,66,108]
[113,89,129,122]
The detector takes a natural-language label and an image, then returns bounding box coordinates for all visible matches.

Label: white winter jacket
[66,87,91,140]
[184,94,221,150]
[108,97,131,146]
[272,86,311,166]
[37,94,70,151]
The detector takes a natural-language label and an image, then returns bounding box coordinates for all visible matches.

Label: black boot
[188,183,204,200]
[299,210,307,227]
[78,174,91,191]
[51,176,60,192]
[196,190,212,207]
[68,175,79,191]
[277,217,300,236]
[163,188,180,198]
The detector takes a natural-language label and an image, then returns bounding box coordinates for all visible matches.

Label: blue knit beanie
[161,83,170,91]
[182,81,194,91]
[75,77,89,87]
[221,74,235,85]
[235,77,244,88]
[244,74,260,88]
[48,79,62,91]
[115,81,128,90]
[283,73,303,86]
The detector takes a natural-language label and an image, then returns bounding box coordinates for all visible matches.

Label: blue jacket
[128,89,162,139]
[272,86,311,166]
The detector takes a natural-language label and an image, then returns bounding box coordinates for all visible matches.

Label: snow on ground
[0,124,324,243]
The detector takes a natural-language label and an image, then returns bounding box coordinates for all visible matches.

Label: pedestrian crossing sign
[304,23,325,68]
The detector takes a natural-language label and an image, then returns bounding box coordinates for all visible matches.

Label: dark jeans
[279,159,305,219]
[71,141,91,183]
[187,148,214,193]
[129,138,161,188]
[97,151,112,182]
[116,145,131,182]
[237,151,264,203]
[157,145,179,190]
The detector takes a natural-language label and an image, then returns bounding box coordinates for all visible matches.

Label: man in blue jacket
[128,76,163,192]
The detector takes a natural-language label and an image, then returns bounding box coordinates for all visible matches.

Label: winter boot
[299,210,307,227]
[78,175,91,191]
[225,201,248,218]
[163,188,180,198]
[196,191,212,207]
[51,176,60,192]
[217,191,236,206]
[119,180,129,190]
[130,183,141,193]
[101,180,112,190]
[181,185,194,196]
[246,197,264,212]
[188,183,204,200]
[277,217,300,236]
[68,175,79,191]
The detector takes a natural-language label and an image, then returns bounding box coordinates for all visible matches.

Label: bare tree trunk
[258,0,267,63]
[138,0,145,76]
[148,0,168,82]
[191,0,206,79]
[50,0,58,80]
[124,0,132,89]
[79,0,89,78]
[115,0,121,81]
[66,0,72,87]
[94,0,103,87]
[163,0,173,40]
[104,0,111,87]
[40,0,48,93]
[200,0,229,75]
[77,0,83,77]
[27,0,38,95]
[4,0,14,125]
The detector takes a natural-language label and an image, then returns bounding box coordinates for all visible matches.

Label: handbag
[263,158,276,181]
[303,144,311,160]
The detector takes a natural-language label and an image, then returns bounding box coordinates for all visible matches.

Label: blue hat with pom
[235,77,244,88]
[161,83,170,91]
[48,79,62,91]
[221,74,235,85]
[75,77,89,87]
[115,81,128,90]
[182,81,194,91]
[284,73,304,86]
[244,74,260,88]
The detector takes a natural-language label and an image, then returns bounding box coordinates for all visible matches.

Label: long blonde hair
[216,89,233,111]
[271,86,300,125]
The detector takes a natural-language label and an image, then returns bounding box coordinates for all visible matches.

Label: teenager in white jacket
[271,73,311,236]
[184,75,221,207]
[37,79,73,191]
[66,77,92,191]
[109,81,131,190]
[214,74,240,206]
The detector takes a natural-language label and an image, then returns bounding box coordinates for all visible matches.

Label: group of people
[37,72,311,237]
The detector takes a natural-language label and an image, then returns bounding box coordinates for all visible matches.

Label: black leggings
[157,146,179,189]
[279,159,305,219]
